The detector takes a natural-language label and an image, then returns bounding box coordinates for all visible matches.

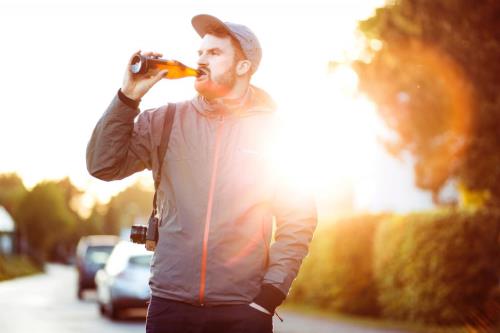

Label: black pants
[146,296,273,333]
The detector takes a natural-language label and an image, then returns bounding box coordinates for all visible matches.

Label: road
[0,264,407,333]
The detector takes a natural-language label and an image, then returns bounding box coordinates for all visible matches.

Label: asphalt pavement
[0,264,408,333]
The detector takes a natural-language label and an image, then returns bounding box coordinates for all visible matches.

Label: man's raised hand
[120,50,168,101]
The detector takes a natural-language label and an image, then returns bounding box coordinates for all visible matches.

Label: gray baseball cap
[192,14,262,74]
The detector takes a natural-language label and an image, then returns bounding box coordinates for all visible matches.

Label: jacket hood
[190,85,276,118]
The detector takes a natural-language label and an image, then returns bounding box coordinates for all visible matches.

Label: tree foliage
[103,182,153,235]
[354,0,500,205]
[0,173,27,219]
[0,173,153,262]
[16,181,77,263]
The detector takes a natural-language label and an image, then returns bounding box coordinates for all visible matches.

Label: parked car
[95,240,152,319]
[75,235,120,299]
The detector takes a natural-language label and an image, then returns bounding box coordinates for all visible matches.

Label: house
[0,206,15,255]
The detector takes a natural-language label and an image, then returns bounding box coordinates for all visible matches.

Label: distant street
[0,265,407,333]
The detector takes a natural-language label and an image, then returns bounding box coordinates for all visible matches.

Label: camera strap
[154,103,177,208]
[146,103,176,241]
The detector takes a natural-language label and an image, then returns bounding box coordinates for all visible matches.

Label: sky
[0,0,435,217]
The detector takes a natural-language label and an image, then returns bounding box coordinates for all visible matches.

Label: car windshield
[85,246,114,265]
[129,255,152,267]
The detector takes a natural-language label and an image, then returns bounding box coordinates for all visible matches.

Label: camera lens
[130,224,147,244]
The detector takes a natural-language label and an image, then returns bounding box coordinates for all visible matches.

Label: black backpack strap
[154,103,176,190]
[146,103,176,242]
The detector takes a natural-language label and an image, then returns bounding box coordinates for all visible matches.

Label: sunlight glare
[270,65,380,198]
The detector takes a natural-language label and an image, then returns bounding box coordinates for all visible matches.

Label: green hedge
[374,208,500,325]
[288,214,389,316]
[0,255,42,281]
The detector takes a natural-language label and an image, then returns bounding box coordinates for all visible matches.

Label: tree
[103,181,153,235]
[0,173,27,218]
[56,177,84,214]
[354,0,500,206]
[81,203,107,236]
[0,173,28,253]
[53,177,88,258]
[16,182,77,263]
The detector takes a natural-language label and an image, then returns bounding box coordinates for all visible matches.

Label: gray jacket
[86,86,317,308]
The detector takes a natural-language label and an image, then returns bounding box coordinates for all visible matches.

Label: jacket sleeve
[258,181,317,305]
[86,93,155,181]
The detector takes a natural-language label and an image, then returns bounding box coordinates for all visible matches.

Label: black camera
[130,224,148,244]
[130,216,159,244]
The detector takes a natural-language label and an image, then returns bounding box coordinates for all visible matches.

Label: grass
[0,255,42,282]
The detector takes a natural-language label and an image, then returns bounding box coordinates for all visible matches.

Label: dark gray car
[75,235,119,299]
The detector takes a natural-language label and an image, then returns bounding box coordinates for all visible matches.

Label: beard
[195,64,237,100]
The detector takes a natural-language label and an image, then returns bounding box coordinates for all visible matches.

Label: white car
[95,240,152,319]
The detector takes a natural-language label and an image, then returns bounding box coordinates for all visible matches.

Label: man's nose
[197,53,208,67]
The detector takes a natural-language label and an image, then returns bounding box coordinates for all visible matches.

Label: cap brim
[192,14,232,38]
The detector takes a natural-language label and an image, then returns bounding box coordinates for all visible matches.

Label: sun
[268,65,381,198]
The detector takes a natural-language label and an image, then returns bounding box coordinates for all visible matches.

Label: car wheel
[77,285,84,300]
[108,302,120,320]
[98,303,106,316]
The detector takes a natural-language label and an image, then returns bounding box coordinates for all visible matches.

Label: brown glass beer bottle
[130,54,200,79]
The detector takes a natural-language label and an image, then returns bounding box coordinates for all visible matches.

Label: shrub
[0,255,42,281]
[288,213,389,316]
[374,208,500,325]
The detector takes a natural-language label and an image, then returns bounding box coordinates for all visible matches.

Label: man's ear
[236,60,252,76]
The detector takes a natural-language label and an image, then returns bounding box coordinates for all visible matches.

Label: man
[87,14,317,333]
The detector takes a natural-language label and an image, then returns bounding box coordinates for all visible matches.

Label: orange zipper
[199,117,224,305]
